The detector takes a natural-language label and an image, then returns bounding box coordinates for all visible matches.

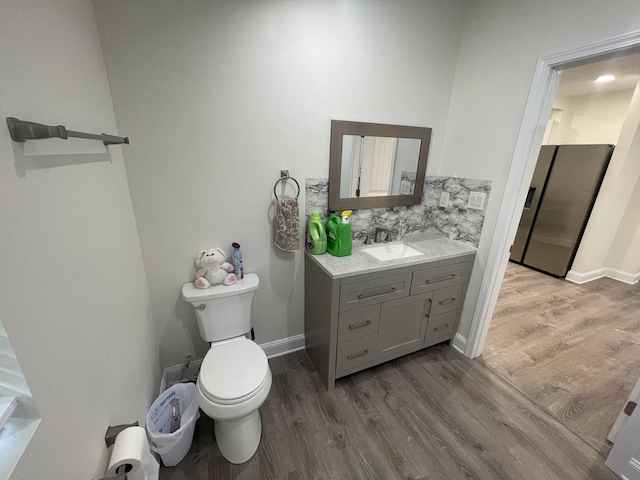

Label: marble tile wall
[305,176,491,248]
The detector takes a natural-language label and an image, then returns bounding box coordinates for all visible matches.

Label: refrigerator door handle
[524,187,536,208]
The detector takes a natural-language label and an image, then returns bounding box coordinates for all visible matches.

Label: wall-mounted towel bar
[6,117,129,146]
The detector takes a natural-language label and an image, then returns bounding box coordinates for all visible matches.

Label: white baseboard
[160,334,306,393]
[452,333,467,354]
[259,333,306,359]
[566,267,640,285]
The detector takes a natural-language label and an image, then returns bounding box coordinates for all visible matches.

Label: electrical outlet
[468,191,486,210]
[439,192,450,207]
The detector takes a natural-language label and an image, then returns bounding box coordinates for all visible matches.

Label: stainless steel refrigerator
[510,144,614,278]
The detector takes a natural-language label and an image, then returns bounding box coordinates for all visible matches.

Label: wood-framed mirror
[328,120,432,211]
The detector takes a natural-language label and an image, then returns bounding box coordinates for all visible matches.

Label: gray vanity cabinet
[305,252,475,390]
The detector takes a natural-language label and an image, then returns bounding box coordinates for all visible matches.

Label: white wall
[440,0,640,338]
[571,82,640,280]
[609,172,640,274]
[549,89,634,144]
[94,0,469,368]
[0,1,159,478]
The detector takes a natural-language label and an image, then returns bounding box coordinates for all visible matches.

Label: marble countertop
[306,232,476,279]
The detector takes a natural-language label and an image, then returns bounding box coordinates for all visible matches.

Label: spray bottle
[231,242,244,280]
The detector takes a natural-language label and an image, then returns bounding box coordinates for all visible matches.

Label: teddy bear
[193,247,237,288]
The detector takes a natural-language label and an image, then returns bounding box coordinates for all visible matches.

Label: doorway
[473,41,640,455]
[466,31,640,357]
[510,52,640,281]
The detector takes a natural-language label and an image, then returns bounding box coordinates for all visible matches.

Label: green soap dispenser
[327,210,353,257]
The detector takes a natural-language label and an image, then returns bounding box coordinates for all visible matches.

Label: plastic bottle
[340,210,353,256]
[326,213,340,256]
[326,210,353,257]
[306,211,327,254]
[231,242,244,279]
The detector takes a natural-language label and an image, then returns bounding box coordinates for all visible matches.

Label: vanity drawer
[424,310,457,343]
[338,304,381,343]
[336,334,379,373]
[340,273,411,312]
[430,283,464,316]
[411,264,465,295]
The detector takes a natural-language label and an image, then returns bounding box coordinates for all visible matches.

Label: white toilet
[181,273,272,464]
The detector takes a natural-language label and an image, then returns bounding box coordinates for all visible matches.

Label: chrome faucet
[374,227,392,243]
[398,218,407,239]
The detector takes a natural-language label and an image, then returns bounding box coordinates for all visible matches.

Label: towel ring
[273,174,300,200]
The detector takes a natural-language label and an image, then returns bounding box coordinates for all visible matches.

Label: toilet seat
[199,337,269,406]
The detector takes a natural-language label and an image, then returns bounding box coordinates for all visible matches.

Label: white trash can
[146,383,200,467]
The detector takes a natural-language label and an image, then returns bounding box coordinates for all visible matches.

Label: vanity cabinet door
[378,293,432,355]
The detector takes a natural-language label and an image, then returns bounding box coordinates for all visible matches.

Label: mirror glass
[339,136,422,198]
[329,120,431,210]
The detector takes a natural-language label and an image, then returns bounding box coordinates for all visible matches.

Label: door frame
[465,30,640,358]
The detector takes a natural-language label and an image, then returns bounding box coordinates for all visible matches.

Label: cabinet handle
[347,349,369,360]
[357,286,397,300]
[439,297,456,305]
[348,320,372,330]
[433,324,450,332]
[425,274,457,284]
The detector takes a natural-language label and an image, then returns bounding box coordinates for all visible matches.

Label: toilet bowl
[196,336,272,463]
[182,273,271,464]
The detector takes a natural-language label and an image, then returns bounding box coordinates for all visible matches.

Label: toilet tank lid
[182,273,259,302]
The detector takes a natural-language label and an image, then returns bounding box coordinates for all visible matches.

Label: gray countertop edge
[305,232,477,279]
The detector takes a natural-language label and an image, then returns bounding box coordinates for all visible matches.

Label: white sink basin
[362,242,423,262]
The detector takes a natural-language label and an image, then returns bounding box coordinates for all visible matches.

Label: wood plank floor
[159,345,616,480]
[480,262,640,456]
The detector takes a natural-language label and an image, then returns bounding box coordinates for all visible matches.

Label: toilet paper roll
[105,426,159,480]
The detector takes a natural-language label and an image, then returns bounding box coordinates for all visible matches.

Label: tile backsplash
[305,176,491,247]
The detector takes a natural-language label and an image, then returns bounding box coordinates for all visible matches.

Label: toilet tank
[182,274,259,342]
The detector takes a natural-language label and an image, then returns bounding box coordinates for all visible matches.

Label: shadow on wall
[305,176,491,248]
[267,181,305,344]
[10,140,113,178]
[163,293,203,371]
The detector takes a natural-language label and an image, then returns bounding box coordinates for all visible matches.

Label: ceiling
[557,51,640,96]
